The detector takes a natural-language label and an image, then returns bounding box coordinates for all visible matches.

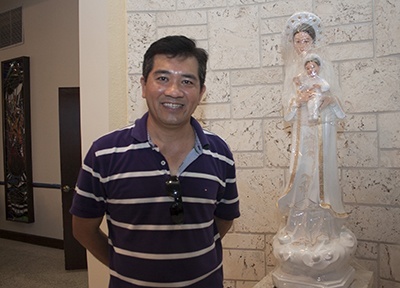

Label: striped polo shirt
[70,112,240,288]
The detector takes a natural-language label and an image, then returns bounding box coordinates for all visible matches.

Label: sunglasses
[165,176,184,224]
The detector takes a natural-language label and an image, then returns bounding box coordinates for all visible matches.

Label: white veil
[281,12,342,121]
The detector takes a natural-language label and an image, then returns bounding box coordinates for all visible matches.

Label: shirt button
[161,160,166,166]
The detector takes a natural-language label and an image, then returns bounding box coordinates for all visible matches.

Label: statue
[272,12,357,288]
[293,54,330,123]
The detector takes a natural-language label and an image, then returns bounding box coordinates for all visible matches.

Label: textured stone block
[223,233,265,250]
[177,0,226,9]
[380,150,400,168]
[236,281,259,288]
[355,241,378,260]
[260,1,313,18]
[379,280,400,288]
[234,168,283,233]
[329,42,374,62]
[127,75,148,123]
[210,120,263,151]
[343,114,377,132]
[264,118,291,167]
[380,244,400,282]
[338,132,378,167]
[158,25,208,41]
[379,113,400,149]
[232,84,282,118]
[194,103,231,120]
[228,0,265,5]
[223,280,235,288]
[127,13,157,74]
[156,10,207,26]
[231,67,283,86]
[223,249,266,280]
[315,0,372,25]
[260,18,287,35]
[209,6,260,69]
[261,34,283,67]
[126,0,175,11]
[233,152,265,168]
[342,169,400,206]
[347,206,400,243]
[325,23,373,44]
[375,0,400,57]
[203,70,230,103]
[340,58,400,113]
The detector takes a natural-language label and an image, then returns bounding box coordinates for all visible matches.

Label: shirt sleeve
[214,153,240,221]
[70,143,107,218]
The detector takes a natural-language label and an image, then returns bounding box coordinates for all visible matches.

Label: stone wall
[126,0,400,287]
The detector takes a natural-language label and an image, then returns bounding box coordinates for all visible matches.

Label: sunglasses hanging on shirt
[165,176,184,224]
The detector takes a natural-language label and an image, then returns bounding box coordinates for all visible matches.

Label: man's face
[141,54,206,130]
[305,61,320,77]
[293,32,313,54]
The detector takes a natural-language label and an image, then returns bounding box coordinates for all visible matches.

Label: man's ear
[140,76,146,99]
[199,85,206,103]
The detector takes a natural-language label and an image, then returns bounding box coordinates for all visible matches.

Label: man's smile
[162,102,184,109]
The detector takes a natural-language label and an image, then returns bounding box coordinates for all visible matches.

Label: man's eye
[157,76,168,82]
[182,80,194,85]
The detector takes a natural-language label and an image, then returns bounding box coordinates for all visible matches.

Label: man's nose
[165,81,183,97]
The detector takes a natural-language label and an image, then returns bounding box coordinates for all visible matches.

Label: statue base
[272,265,355,288]
[253,268,373,288]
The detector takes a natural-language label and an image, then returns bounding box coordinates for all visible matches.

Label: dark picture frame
[1,56,34,223]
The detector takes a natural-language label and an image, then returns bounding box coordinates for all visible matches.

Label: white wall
[0,0,79,240]
[79,0,127,286]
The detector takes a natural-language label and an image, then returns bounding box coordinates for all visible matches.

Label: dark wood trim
[0,229,64,249]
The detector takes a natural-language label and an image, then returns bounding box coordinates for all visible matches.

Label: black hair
[142,35,208,89]
[293,23,316,42]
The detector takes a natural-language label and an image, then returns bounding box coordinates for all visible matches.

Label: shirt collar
[131,112,210,150]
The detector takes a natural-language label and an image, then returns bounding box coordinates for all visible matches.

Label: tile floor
[0,238,88,288]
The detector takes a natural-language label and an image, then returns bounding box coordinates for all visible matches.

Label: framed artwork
[1,56,34,223]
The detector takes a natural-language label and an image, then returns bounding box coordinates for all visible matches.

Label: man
[70,35,240,288]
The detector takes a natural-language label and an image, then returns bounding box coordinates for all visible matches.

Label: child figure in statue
[293,54,330,122]
[272,11,357,288]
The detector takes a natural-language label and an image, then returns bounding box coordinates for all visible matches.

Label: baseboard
[0,229,64,249]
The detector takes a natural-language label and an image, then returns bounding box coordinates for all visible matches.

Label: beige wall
[0,0,79,239]
[79,0,127,287]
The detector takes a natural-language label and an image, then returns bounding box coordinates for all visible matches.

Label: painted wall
[0,0,79,240]
[79,0,127,287]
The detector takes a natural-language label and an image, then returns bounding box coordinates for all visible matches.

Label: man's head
[142,36,208,89]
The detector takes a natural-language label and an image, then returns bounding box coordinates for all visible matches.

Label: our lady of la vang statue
[272,11,357,288]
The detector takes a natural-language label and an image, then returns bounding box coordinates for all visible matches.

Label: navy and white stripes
[70,113,239,287]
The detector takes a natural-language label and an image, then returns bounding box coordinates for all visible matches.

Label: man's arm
[72,215,109,266]
[214,216,233,239]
